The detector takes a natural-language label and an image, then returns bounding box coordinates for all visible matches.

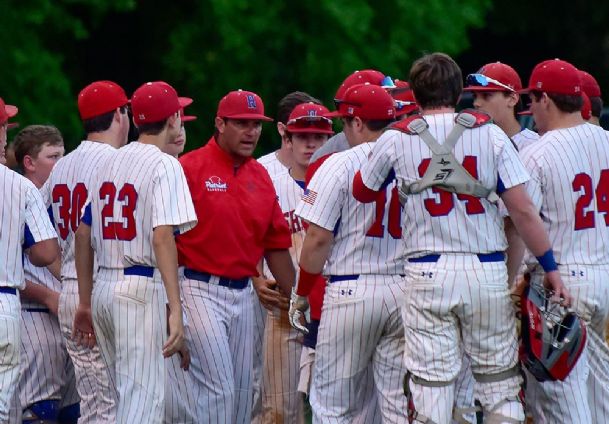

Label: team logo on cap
[205,176,228,192]
[347,107,354,115]
[246,95,257,109]
[308,109,317,117]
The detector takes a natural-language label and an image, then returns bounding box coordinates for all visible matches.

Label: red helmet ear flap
[519,284,587,382]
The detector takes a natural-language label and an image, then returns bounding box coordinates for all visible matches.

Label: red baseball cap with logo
[464,62,522,92]
[520,59,581,96]
[78,80,129,120]
[0,98,18,126]
[179,97,197,122]
[216,90,273,122]
[334,69,395,101]
[392,79,419,116]
[286,103,334,135]
[326,83,396,120]
[581,92,592,120]
[578,70,601,98]
[131,81,182,126]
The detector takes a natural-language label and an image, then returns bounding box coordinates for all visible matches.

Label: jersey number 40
[100,182,138,240]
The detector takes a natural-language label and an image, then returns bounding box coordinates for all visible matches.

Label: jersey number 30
[52,183,88,240]
[572,170,609,230]
[100,182,138,240]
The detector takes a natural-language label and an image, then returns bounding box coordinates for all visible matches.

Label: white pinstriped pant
[58,279,116,423]
[526,265,609,424]
[0,292,20,423]
[180,276,254,424]
[310,274,407,423]
[402,254,523,424]
[93,271,167,424]
[250,290,267,423]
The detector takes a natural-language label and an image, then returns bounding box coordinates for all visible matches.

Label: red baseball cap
[286,103,334,135]
[216,90,272,122]
[520,59,581,96]
[392,80,419,116]
[578,70,601,98]
[0,98,18,126]
[131,81,181,126]
[581,92,592,120]
[334,69,394,101]
[179,97,197,122]
[464,62,522,92]
[78,80,129,120]
[326,83,396,120]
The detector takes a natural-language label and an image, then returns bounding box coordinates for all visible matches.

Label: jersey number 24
[572,170,609,230]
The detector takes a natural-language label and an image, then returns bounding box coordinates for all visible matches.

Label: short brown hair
[13,125,64,168]
[343,117,395,132]
[530,91,583,114]
[409,52,462,109]
[590,96,603,118]
[137,118,169,136]
[276,92,322,124]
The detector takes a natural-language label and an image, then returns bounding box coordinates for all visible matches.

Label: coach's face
[216,118,262,159]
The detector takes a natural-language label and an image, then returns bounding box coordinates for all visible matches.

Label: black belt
[408,252,505,263]
[184,268,249,290]
[124,265,155,278]
[24,307,50,313]
[0,287,17,295]
[328,274,405,283]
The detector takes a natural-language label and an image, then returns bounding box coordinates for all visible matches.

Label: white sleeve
[152,156,198,234]
[519,146,544,213]
[492,126,530,191]
[359,131,398,190]
[24,181,57,243]
[295,155,347,231]
[40,178,52,207]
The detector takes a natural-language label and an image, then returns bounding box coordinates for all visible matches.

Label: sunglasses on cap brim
[395,100,417,111]
[287,115,333,126]
[466,73,515,92]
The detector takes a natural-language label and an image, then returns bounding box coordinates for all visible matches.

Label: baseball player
[352,52,571,423]
[45,80,130,423]
[518,59,609,423]
[176,89,294,424]
[165,96,196,158]
[255,102,332,423]
[0,96,60,423]
[290,83,409,423]
[578,70,603,126]
[74,81,197,424]
[11,125,82,423]
[252,91,321,422]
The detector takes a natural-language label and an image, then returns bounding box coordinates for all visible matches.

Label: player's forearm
[47,256,62,281]
[153,225,182,312]
[297,224,333,296]
[74,224,94,307]
[502,185,552,257]
[21,280,58,307]
[264,249,295,297]
[504,217,526,287]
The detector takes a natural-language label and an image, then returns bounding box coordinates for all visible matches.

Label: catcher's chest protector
[391,110,499,202]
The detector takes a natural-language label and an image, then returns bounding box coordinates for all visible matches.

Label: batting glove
[289,288,310,334]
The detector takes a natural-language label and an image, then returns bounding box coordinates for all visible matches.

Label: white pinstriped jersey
[21,257,60,309]
[359,113,530,257]
[89,142,197,269]
[296,143,404,275]
[262,172,307,277]
[521,122,609,265]
[513,128,539,152]
[45,141,115,280]
[0,167,57,288]
[257,151,288,178]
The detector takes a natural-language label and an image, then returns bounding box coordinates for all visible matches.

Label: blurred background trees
[1,0,607,153]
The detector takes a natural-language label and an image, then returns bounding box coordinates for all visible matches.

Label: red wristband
[296,266,321,297]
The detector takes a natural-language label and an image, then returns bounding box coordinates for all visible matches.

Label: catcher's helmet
[520,283,587,382]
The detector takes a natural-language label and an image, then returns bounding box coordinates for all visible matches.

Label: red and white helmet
[519,283,587,382]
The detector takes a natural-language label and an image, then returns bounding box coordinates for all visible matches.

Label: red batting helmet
[519,284,587,382]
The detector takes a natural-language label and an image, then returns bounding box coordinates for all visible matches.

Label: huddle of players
[0,51,608,424]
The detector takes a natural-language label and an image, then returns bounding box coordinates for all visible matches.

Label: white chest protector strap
[400,112,499,203]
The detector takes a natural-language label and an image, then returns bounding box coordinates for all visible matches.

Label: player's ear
[277,122,286,138]
[215,117,226,134]
[507,92,519,108]
[22,154,35,173]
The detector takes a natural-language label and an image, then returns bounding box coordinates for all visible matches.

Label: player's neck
[86,132,122,148]
[289,165,306,182]
[138,133,168,150]
[589,117,601,126]
[276,147,294,169]
[545,111,585,131]
[24,173,44,189]
[498,118,522,138]
[421,106,455,115]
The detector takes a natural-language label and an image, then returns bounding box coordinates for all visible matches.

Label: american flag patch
[302,188,318,205]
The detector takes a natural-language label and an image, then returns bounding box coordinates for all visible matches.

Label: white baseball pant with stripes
[0,292,20,423]
[403,254,524,424]
[180,275,254,424]
[310,274,408,423]
[250,289,267,423]
[58,279,116,423]
[93,269,167,424]
[525,265,609,424]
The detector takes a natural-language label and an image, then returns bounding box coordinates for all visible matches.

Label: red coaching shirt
[177,137,291,280]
